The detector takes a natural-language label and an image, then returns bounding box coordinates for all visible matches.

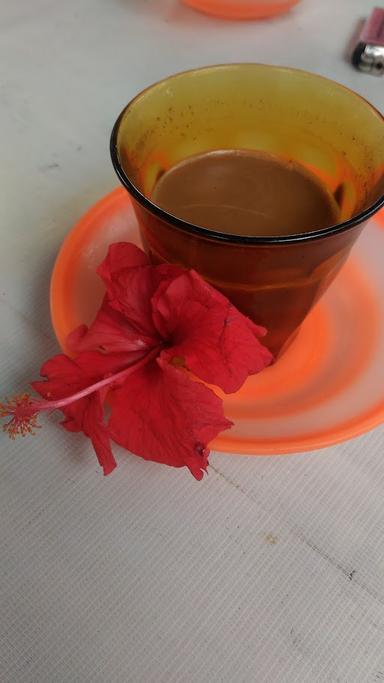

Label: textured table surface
[1,1,384,681]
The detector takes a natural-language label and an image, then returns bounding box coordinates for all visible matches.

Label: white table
[1,1,384,681]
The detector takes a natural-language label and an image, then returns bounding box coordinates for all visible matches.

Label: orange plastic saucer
[182,0,300,20]
[50,188,384,455]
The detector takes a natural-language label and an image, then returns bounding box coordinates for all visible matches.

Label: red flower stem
[34,347,159,412]
[0,348,161,440]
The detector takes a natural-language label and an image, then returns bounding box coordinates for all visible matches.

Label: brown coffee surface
[151,149,339,236]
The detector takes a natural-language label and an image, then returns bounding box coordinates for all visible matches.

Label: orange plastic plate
[182,0,300,20]
[51,188,384,455]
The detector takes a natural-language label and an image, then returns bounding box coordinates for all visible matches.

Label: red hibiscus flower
[0,243,272,479]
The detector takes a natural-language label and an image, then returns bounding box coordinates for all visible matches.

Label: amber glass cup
[111,65,384,356]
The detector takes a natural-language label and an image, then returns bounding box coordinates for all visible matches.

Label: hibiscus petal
[82,392,117,476]
[32,352,133,475]
[97,242,149,284]
[97,243,182,338]
[106,267,163,336]
[97,244,155,336]
[152,270,273,393]
[55,392,116,476]
[109,358,232,480]
[67,298,156,357]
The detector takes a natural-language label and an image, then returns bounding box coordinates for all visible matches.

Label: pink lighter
[352,7,384,75]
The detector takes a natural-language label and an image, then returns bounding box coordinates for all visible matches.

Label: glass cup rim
[110,63,384,246]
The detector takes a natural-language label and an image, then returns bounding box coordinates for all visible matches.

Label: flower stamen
[0,394,41,439]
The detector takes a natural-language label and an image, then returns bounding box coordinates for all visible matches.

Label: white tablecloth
[1,1,384,681]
